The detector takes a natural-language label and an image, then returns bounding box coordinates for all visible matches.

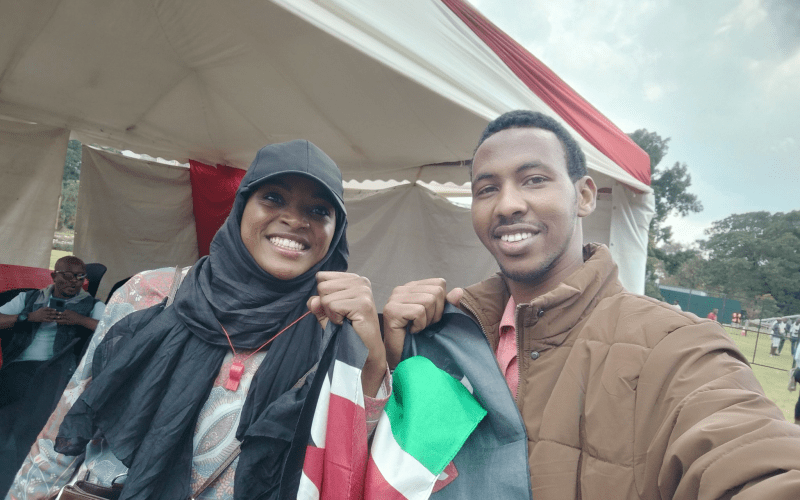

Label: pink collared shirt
[497,296,519,398]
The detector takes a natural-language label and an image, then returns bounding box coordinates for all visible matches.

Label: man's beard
[497,253,557,285]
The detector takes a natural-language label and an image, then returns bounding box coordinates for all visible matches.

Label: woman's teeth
[270,237,306,251]
[500,232,532,242]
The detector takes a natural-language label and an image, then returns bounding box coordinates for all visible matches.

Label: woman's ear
[575,176,597,218]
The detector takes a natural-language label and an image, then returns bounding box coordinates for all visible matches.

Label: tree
[702,211,800,315]
[628,129,703,298]
[628,129,703,245]
[59,140,82,230]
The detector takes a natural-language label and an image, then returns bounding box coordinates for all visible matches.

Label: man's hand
[54,309,83,325]
[307,271,386,397]
[54,309,100,331]
[27,307,59,323]
[382,279,463,370]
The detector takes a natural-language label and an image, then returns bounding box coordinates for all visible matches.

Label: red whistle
[226,361,245,391]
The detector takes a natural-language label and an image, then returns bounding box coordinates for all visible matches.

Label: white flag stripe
[370,412,437,499]
[330,359,365,407]
[460,375,474,394]
[297,472,320,500]
[309,372,332,448]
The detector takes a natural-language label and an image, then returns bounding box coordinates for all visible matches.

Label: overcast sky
[471,0,799,246]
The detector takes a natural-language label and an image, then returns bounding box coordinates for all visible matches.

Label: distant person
[672,300,681,310]
[794,343,800,425]
[0,256,104,491]
[772,318,788,357]
[791,318,800,367]
[706,308,718,322]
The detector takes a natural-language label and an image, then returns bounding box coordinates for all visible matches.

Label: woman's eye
[262,192,284,204]
[311,206,331,217]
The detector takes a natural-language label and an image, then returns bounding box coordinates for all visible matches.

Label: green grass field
[49,249,71,269]
[724,326,798,422]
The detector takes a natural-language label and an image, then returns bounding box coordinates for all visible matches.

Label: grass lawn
[724,326,798,422]
[49,249,71,269]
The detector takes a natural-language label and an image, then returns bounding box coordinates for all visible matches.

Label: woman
[7,140,387,500]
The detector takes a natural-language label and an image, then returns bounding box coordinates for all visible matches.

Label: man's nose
[495,186,527,217]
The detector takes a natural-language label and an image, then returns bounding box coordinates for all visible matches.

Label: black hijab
[56,140,349,500]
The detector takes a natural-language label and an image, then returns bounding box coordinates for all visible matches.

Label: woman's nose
[280,205,310,228]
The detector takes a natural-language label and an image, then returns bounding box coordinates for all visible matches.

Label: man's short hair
[474,110,588,182]
[54,255,85,270]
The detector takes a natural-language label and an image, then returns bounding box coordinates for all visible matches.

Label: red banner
[189,161,246,257]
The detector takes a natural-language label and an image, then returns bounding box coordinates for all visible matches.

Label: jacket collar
[461,244,624,351]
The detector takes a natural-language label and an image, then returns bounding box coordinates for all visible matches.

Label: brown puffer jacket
[459,244,800,499]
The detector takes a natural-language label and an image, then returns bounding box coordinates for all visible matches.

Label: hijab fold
[56,140,349,500]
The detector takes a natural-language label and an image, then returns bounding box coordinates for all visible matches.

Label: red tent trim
[441,0,651,186]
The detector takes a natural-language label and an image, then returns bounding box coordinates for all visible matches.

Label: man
[772,317,788,356]
[382,110,800,499]
[0,256,104,492]
[706,308,718,322]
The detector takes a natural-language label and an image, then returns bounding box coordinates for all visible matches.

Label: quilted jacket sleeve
[635,319,800,500]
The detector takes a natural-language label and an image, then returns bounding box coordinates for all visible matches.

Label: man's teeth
[500,232,532,242]
[270,237,306,251]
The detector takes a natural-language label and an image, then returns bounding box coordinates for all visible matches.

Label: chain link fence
[659,287,798,372]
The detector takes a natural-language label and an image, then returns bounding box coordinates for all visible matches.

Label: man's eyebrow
[472,172,495,184]
[516,161,548,173]
[473,161,550,184]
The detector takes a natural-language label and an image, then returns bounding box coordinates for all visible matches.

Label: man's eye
[473,185,497,197]
[524,176,547,185]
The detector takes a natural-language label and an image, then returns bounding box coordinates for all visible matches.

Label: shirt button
[537,309,545,317]
[530,351,540,360]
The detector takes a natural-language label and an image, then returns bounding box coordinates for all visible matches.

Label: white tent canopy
[0,0,654,297]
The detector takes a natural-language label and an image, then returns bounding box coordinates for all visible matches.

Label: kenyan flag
[365,356,487,499]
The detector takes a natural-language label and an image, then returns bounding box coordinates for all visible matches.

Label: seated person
[0,256,104,492]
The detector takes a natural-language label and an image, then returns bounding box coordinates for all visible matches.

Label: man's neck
[507,248,586,305]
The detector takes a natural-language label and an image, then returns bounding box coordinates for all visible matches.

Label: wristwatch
[17,312,28,323]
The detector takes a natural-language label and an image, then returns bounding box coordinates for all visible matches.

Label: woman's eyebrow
[312,189,335,206]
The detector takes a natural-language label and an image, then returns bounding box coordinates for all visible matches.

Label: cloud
[665,213,713,246]
[716,0,767,35]
[771,137,797,153]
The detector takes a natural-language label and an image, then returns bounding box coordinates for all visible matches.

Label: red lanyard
[218,310,312,391]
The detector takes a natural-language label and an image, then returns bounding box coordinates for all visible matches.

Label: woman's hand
[307,271,386,397]
[382,279,463,370]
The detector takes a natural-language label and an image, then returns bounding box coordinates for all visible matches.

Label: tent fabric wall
[345,184,497,306]
[609,184,654,294]
[73,147,199,300]
[0,119,69,268]
[71,152,649,304]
